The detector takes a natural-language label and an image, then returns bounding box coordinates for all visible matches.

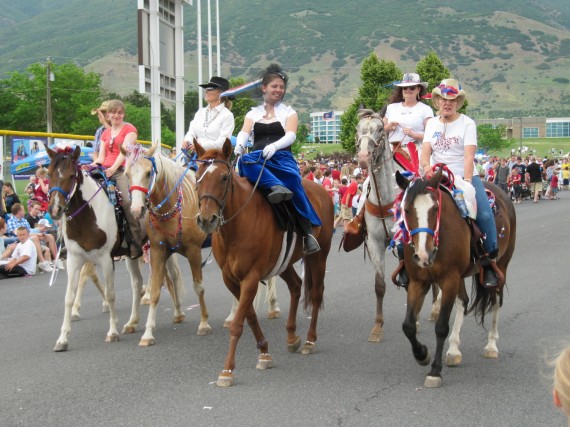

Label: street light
[518,117,523,155]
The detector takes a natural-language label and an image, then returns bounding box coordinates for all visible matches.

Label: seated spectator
[25,200,43,229]
[0,226,37,279]
[33,167,50,212]
[3,182,20,216]
[0,217,7,253]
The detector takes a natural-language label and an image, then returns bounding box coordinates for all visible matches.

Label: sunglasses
[402,86,420,91]
[204,87,218,92]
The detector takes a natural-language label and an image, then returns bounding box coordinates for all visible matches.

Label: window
[523,127,538,138]
[546,121,570,137]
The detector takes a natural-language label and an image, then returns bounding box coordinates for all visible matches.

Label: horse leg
[122,258,144,334]
[218,277,264,387]
[165,256,186,324]
[266,277,281,319]
[101,257,120,343]
[428,282,441,322]
[402,282,430,363]
[71,262,89,321]
[483,299,501,358]
[424,278,459,388]
[224,298,238,328]
[368,271,386,343]
[139,250,166,345]
[446,282,469,367]
[54,256,83,351]
[300,255,326,355]
[186,245,211,336]
[279,266,303,353]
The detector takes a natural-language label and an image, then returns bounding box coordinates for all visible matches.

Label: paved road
[1,193,569,427]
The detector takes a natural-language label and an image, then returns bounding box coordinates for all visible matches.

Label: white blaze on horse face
[129,163,148,218]
[413,194,436,267]
[196,162,218,184]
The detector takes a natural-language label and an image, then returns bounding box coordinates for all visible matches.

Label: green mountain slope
[1,0,569,118]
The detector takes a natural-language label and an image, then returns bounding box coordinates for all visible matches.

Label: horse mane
[404,178,432,204]
[153,151,197,196]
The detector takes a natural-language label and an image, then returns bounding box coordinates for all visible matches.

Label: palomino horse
[123,141,215,345]
[395,168,516,387]
[355,109,440,343]
[46,146,182,351]
[194,139,334,387]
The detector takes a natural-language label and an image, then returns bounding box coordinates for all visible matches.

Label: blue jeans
[471,176,498,255]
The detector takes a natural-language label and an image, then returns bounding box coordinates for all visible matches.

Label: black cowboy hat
[199,76,230,92]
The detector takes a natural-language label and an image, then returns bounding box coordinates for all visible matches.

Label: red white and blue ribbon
[220,79,263,98]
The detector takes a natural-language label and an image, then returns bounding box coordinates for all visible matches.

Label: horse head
[194,138,234,234]
[396,169,444,268]
[122,142,156,219]
[46,145,83,220]
[356,109,387,167]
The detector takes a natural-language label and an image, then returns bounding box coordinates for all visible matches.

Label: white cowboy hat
[395,73,428,89]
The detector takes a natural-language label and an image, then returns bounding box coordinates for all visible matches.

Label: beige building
[477,117,570,139]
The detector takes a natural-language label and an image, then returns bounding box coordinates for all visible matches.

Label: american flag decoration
[323,111,334,121]
[219,79,263,98]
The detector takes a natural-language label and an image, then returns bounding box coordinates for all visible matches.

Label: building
[309,111,343,144]
[477,117,570,139]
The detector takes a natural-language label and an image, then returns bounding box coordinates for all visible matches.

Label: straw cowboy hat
[91,100,110,115]
[431,79,466,110]
[395,73,428,97]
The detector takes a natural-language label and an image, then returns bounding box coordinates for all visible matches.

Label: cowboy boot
[267,185,294,204]
[479,250,502,288]
[396,243,409,287]
[298,216,320,255]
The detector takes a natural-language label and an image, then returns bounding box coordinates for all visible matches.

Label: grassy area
[298,144,345,160]
[488,138,570,159]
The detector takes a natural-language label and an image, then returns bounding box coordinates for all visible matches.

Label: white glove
[234,131,249,156]
[262,143,277,159]
[234,144,245,156]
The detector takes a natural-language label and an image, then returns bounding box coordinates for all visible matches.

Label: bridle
[401,183,442,250]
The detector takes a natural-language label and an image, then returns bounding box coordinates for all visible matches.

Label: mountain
[1,0,570,119]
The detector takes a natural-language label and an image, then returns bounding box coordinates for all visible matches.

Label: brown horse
[396,168,516,387]
[194,139,334,387]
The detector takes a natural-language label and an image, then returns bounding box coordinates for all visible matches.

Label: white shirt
[184,103,235,151]
[246,102,296,130]
[11,239,37,275]
[385,102,434,143]
[423,114,477,178]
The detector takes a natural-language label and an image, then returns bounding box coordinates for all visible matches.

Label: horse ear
[222,138,232,159]
[146,140,158,157]
[428,167,444,187]
[194,139,205,158]
[395,170,410,190]
[46,146,57,161]
[73,145,81,161]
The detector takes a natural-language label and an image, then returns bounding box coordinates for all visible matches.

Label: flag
[323,111,334,121]
[220,79,263,98]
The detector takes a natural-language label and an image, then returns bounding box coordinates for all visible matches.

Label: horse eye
[221,174,229,183]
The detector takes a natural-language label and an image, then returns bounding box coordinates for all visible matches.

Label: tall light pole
[46,57,54,145]
[518,117,523,155]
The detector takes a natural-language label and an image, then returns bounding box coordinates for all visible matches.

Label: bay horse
[355,109,440,343]
[46,146,182,351]
[395,168,516,387]
[194,139,334,387]
[122,141,214,345]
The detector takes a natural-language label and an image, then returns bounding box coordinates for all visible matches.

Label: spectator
[0,226,37,279]
[341,174,363,227]
[563,166,570,191]
[526,156,543,203]
[333,178,348,228]
[3,182,20,215]
[91,100,111,159]
[32,168,50,212]
[25,200,43,229]
[507,168,522,203]
[0,217,6,253]
[495,158,510,194]
[550,172,559,200]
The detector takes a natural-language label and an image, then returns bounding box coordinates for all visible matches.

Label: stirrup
[303,234,320,255]
[391,259,409,288]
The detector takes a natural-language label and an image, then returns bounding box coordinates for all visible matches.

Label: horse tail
[467,276,502,325]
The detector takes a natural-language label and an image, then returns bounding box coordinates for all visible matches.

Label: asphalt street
[1,191,569,427]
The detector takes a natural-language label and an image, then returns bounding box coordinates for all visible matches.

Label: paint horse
[355,109,440,343]
[47,146,182,351]
[123,141,215,345]
[396,168,516,387]
[194,139,334,387]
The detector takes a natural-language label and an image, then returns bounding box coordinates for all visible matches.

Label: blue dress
[238,121,321,226]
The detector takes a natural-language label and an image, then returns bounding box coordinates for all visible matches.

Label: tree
[477,124,514,152]
[339,53,401,153]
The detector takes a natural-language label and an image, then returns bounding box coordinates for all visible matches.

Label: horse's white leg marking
[266,277,280,318]
[101,257,119,342]
[483,302,500,358]
[446,297,464,366]
[192,276,212,336]
[54,256,83,351]
[71,263,89,321]
[429,285,441,322]
[122,258,143,333]
[224,298,238,328]
[413,195,434,267]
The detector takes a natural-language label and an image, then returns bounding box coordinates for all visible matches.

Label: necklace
[203,107,220,129]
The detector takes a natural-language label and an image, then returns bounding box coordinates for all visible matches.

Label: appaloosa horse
[395,168,516,387]
[355,109,440,343]
[47,146,182,351]
[194,139,334,387]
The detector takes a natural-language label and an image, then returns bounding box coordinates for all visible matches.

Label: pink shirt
[101,123,137,168]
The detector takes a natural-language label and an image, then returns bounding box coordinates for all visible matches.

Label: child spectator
[508,168,522,204]
[550,173,559,199]
[563,167,570,191]
[0,226,37,278]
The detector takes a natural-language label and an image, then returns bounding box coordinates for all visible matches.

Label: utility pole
[46,57,54,145]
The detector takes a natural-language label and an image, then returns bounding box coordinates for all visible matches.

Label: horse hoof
[71,313,80,322]
[418,350,431,366]
[105,333,119,343]
[287,336,301,353]
[139,338,155,347]
[223,320,231,328]
[267,310,281,319]
[424,375,442,388]
[368,330,384,343]
[197,325,212,336]
[122,325,136,334]
[53,342,68,352]
[446,353,462,367]
[217,372,234,387]
[256,354,274,370]
[483,349,499,358]
[301,341,316,355]
[173,315,185,324]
